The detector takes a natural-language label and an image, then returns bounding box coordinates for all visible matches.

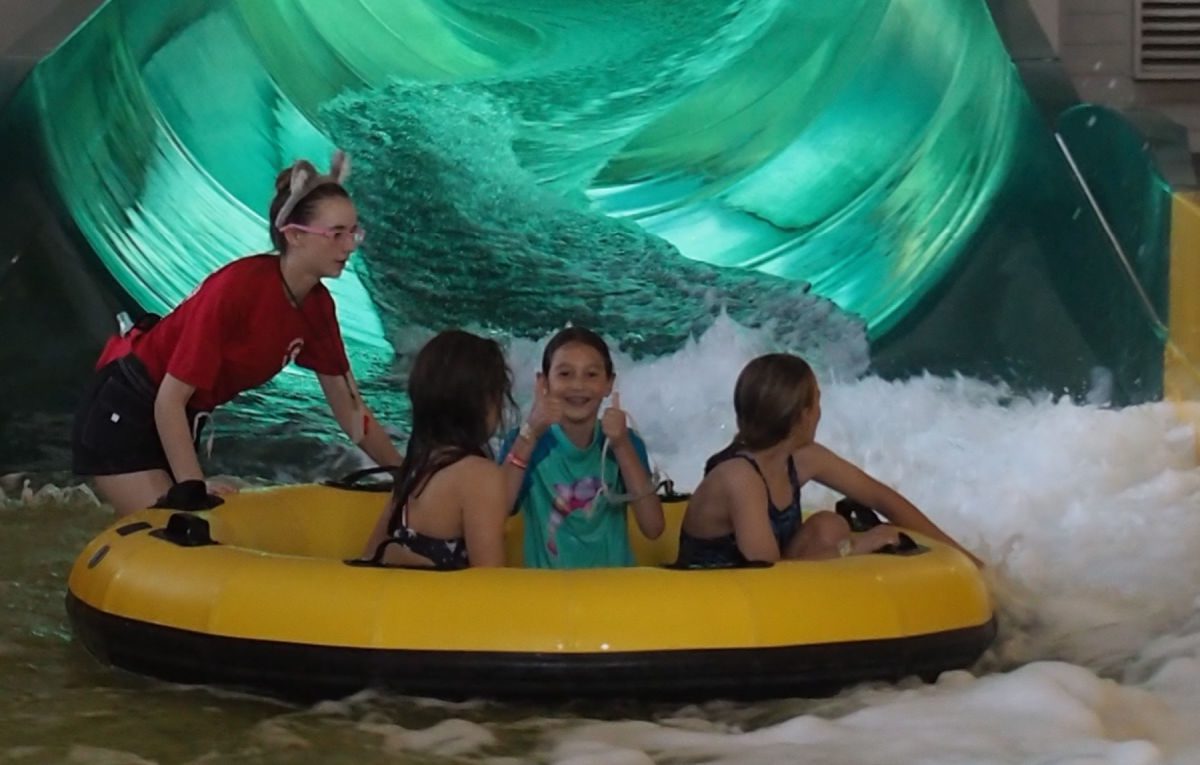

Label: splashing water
[4,318,1200,763]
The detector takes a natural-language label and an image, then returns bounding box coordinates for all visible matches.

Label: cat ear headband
[273,150,351,230]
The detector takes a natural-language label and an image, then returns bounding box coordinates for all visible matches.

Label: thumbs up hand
[601,391,630,447]
[526,373,563,438]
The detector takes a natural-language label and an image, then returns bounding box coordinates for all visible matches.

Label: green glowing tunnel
[0,0,1190,468]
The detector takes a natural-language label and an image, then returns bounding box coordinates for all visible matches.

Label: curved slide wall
[0,0,1187,470]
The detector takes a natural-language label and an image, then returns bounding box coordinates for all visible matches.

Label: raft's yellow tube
[66,485,994,700]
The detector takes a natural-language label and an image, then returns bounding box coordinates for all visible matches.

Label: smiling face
[283,195,360,280]
[542,341,614,426]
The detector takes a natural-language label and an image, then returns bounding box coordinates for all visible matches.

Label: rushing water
[4,319,1200,764]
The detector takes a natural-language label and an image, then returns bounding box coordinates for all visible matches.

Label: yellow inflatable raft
[66,482,994,700]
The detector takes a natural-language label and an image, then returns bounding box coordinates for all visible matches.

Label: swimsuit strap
[729,453,782,513]
[384,495,405,536]
[378,496,413,561]
[785,455,802,511]
[711,450,799,515]
[369,536,405,565]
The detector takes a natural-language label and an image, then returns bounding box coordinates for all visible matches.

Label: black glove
[835,498,883,532]
[877,532,921,556]
[153,479,224,511]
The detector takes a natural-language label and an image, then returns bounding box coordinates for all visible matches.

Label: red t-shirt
[126,255,350,411]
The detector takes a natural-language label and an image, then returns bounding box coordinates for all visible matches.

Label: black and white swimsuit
[375,501,470,570]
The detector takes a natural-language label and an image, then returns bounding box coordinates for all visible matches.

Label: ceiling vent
[1136,0,1200,79]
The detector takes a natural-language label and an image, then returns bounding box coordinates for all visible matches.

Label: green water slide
[0,0,1188,470]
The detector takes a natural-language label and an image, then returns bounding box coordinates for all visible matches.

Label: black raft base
[66,591,997,702]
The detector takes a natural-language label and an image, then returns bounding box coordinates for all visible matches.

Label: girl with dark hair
[362,330,511,569]
[677,353,980,567]
[71,152,403,515]
[498,327,664,568]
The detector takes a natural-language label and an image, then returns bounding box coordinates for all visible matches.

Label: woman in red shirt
[72,152,403,515]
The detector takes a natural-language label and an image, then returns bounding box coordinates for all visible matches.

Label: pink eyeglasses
[280,223,366,246]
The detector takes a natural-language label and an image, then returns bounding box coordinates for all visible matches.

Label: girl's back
[383,455,505,569]
[363,329,513,569]
[403,455,494,538]
[682,451,801,539]
[678,353,979,567]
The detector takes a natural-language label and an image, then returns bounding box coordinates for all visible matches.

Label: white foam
[248,719,311,750]
[66,746,157,765]
[501,318,1200,763]
[356,718,497,757]
[16,318,1200,763]
[1,478,100,510]
[539,662,1200,764]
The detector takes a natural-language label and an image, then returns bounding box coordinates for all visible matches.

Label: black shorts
[71,355,206,477]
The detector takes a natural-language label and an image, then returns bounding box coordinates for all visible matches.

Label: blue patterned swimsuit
[675,453,803,568]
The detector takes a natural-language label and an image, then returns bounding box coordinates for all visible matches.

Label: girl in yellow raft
[677,353,982,567]
[498,327,664,568]
[361,330,513,569]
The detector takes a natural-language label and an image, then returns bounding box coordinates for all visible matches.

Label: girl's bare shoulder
[791,441,836,464]
[445,454,503,478]
[704,458,764,498]
[707,456,756,479]
[421,454,502,494]
[789,442,844,482]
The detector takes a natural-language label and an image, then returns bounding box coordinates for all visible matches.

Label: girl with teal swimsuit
[499,328,665,568]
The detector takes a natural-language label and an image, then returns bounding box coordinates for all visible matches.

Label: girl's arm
[318,372,403,467]
[601,394,664,539]
[460,460,508,567]
[724,466,782,563]
[610,439,664,539]
[502,375,563,511]
[155,374,205,483]
[805,444,982,566]
[500,439,528,514]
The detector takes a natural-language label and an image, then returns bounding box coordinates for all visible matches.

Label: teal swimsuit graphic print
[547,476,605,557]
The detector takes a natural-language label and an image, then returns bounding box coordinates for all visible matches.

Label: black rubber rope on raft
[323,466,400,492]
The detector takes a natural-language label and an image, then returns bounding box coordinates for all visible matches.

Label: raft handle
[657,479,692,503]
[837,500,929,556]
[115,521,152,537]
[877,532,927,557]
[323,466,399,493]
[836,498,882,532]
[150,513,217,547]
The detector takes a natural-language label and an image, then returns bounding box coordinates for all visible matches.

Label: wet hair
[733,353,817,449]
[541,327,614,378]
[705,354,817,473]
[267,167,350,254]
[388,330,514,523]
